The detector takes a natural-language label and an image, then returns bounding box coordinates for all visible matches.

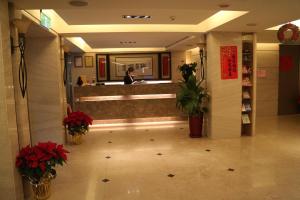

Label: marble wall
[26,36,65,144]
[206,32,242,138]
[9,5,31,149]
[0,0,24,199]
[256,43,279,117]
[171,51,186,82]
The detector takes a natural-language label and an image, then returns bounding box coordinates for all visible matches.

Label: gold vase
[31,178,51,200]
[70,133,83,145]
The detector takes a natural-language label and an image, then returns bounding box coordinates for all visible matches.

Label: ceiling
[64,32,202,48]
[55,9,216,25]
[11,0,300,52]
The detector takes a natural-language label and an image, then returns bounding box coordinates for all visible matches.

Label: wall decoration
[84,56,93,68]
[279,55,293,72]
[115,57,153,77]
[277,23,299,43]
[161,53,171,79]
[96,54,107,81]
[220,46,238,80]
[74,56,83,68]
[257,69,267,78]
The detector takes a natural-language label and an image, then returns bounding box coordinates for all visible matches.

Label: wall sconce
[12,18,31,98]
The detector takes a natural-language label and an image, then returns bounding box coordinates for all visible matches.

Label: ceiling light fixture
[170,16,176,21]
[120,41,137,44]
[69,0,88,7]
[122,15,151,19]
[219,4,230,8]
[246,23,257,26]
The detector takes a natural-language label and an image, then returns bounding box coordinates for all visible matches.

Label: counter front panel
[73,83,184,120]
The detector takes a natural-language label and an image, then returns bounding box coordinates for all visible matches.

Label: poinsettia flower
[16,141,69,182]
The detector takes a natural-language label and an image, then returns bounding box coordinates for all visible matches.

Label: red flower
[15,142,69,182]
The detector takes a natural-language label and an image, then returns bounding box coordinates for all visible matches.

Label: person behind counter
[124,67,136,85]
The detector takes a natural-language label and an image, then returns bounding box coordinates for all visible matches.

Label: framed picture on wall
[84,56,93,68]
[115,57,153,77]
[74,56,83,68]
[160,53,171,79]
[96,54,108,81]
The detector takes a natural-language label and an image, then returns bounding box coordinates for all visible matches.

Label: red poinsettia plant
[63,111,93,135]
[16,142,69,183]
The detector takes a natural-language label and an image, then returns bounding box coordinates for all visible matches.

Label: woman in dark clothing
[123,66,135,84]
[77,76,83,86]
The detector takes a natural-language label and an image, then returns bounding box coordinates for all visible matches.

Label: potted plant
[63,111,93,144]
[16,142,69,200]
[178,62,197,82]
[176,75,209,138]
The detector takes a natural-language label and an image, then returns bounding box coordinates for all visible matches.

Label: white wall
[256,43,279,117]
[206,32,242,138]
[26,36,65,144]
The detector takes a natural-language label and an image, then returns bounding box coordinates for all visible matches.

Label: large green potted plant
[176,71,208,137]
[178,62,197,82]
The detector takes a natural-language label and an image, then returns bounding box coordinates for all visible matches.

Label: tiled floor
[51,115,300,200]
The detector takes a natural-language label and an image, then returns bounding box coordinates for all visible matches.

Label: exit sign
[40,11,51,29]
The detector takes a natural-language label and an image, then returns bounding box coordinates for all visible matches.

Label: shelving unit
[241,34,256,136]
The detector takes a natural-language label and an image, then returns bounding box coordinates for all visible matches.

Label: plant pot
[30,178,52,200]
[70,133,83,145]
[188,114,204,138]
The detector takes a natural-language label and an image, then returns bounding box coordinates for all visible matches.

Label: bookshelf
[241,34,256,136]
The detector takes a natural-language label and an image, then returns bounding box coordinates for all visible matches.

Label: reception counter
[73,82,183,120]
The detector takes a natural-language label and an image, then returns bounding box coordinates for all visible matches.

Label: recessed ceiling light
[219,4,230,8]
[170,16,176,21]
[120,41,137,44]
[122,15,151,19]
[246,23,257,26]
[69,0,88,7]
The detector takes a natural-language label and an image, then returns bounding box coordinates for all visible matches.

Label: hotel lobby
[1,0,300,200]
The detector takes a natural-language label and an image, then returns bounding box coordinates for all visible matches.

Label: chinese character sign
[220,46,238,80]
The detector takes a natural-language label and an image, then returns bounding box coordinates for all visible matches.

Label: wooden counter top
[74,83,179,98]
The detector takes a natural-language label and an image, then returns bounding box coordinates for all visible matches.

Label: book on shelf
[242,104,246,112]
[242,77,252,86]
[242,114,251,124]
[245,103,251,111]
[242,66,252,74]
[243,91,251,99]
[242,103,251,112]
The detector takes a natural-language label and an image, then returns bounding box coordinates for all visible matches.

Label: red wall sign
[162,56,170,76]
[98,58,106,78]
[279,55,293,72]
[220,46,238,80]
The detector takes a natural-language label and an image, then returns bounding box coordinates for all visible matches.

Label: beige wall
[26,36,65,144]
[206,32,242,138]
[171,51,186,82]
[256,43,279,117]
[0,0,24,199]
[185,46,207,83]
[71,52,97,86]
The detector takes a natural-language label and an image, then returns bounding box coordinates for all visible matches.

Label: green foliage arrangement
[178,62,197,82]
[176,63,209,116]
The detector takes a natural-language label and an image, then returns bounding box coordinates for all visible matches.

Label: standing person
[123,67,135,84]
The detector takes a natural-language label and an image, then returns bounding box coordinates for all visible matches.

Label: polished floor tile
[50,115,300,200]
